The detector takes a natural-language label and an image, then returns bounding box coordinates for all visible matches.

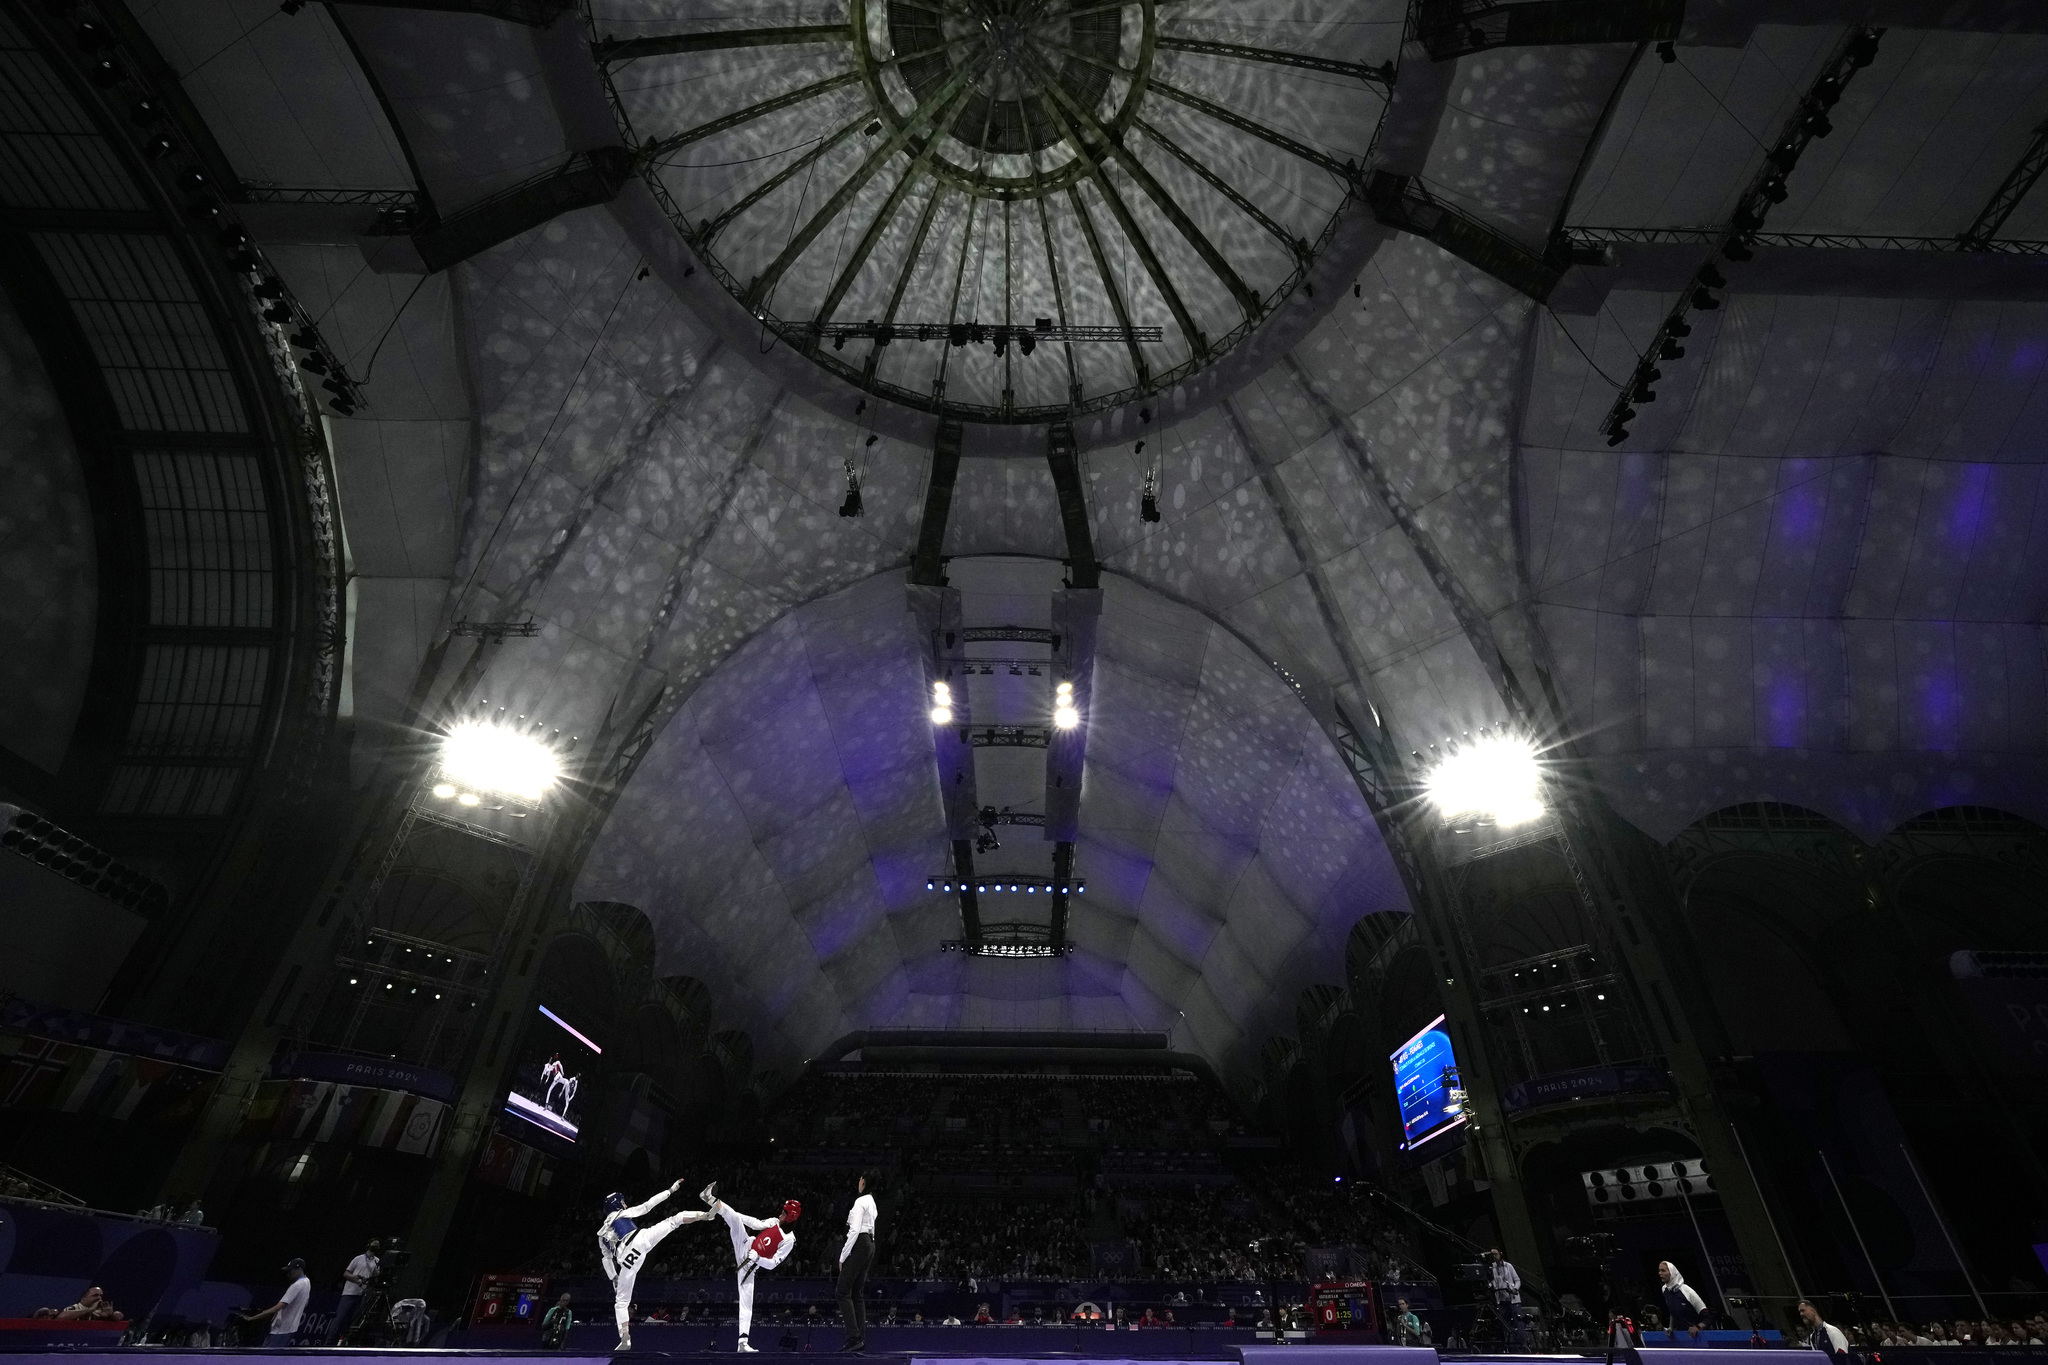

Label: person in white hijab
[1658,1261,1708,1340]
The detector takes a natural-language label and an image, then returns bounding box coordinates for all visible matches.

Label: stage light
[432,783,455,799]
[1053,704,1079,729]
[458,792,481,806]
[1056,680,1073,696]
[1425,732,1545,826]
[441,720,560,800]
[931,705,954,724]
[927,880,936,891]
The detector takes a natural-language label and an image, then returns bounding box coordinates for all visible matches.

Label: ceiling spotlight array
[1600,28,1878,447]
[927,880,1086,896]
[929,678,953,725]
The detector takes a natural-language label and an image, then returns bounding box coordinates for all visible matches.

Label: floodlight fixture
[432,783,456,799]
[1424,731,1546,827]
[440,720,561,801]
[1053,704,1079,729]
[1056,680,1074,696]
[931,706,954,724]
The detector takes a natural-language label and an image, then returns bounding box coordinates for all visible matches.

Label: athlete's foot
[736,1337,756,1353]
[616,1339,631,1352]
[700,1180,718,1206]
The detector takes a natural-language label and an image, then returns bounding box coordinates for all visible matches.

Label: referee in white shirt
[837,1169,880,1352]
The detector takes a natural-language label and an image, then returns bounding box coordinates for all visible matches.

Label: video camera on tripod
[341,1238,411,1346]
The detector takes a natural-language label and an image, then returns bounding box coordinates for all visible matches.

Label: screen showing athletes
[504,1005,599,1142]
[1391,1013,1465,1150]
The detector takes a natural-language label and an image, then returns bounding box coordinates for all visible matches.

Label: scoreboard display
[1391,1013,1465,1150]
[1309,1281,1382,1337]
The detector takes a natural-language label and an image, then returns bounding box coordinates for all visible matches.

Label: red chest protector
[750,1226,784,1259]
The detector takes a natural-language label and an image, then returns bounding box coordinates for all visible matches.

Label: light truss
[807,320,1163,344]
[940,921,1073,957]
[1598,27,1884,445]
[1564,226,2048,257]
[1155,35,1393,88]
[968,726,1050,749]
[1961,119,2048,247]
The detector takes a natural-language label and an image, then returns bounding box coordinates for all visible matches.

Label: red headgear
[780,1199,801,1224]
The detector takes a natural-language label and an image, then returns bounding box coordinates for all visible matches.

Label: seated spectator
[941,1314,962,1326]
[974,1303,993,1324]
[1138,1308,1158,1327]
[37,1287,122,1321]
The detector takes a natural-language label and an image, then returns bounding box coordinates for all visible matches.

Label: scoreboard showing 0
[1309,1281,1382,1338]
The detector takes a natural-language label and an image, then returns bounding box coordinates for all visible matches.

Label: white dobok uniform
[598,1188,711,1345]
[715,1202,795,1346]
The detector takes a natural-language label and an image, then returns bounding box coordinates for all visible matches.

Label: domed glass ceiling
[593,0,1396,422]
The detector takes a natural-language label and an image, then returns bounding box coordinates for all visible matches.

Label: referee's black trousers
[838,1232,873,1349]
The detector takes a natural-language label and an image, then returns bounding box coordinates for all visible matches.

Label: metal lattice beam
[1156,36,1393,88]
[595,24,847,63]
[811,320,1162,342]
[910,419,963,587]
[1027,43,1263,323]
[1065,184,1151,387]
[1565,225,2048,256]
[1150,77,1363,185]
[1135,116,1308,262]
[814,86,974,323]
[1034,87,1211,355]
[636,74,861,163]
[1960,120,2048,248]
[1367,172,1562,301]
[742,64,977,308]
[695,116,866,246]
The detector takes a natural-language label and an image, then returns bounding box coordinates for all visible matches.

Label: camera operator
[350,1237,409,1345]
[328,1239,381,1344]
[1485,1249,1522,1309]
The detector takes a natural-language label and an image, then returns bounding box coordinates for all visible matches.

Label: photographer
[329,1239,381,1344]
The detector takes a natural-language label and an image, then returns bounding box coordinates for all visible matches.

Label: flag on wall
[0,1031,218,1124]
[240,1079,446,1157]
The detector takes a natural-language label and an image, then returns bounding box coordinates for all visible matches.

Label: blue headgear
[604,1192,625,1214]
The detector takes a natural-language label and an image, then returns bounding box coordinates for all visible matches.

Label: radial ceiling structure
[593,0,1396,421]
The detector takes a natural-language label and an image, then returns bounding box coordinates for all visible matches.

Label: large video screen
[1391,1014,1465,1150]
[504,1005,600,1143]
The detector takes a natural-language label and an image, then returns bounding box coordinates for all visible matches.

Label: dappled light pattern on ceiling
[590,0,1400,419]
[1076,233,1539,749]
[442,206,931,741]
[575,565,1410,1081]
[1524,295,2048,840]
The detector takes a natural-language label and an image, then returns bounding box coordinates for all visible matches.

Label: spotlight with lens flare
[437,718,564,803]
[1424,731,1546,827]
[930,677,953,725]
[1052,678,1079,730]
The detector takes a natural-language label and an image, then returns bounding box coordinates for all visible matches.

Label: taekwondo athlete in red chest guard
[701,1182,799,1352]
